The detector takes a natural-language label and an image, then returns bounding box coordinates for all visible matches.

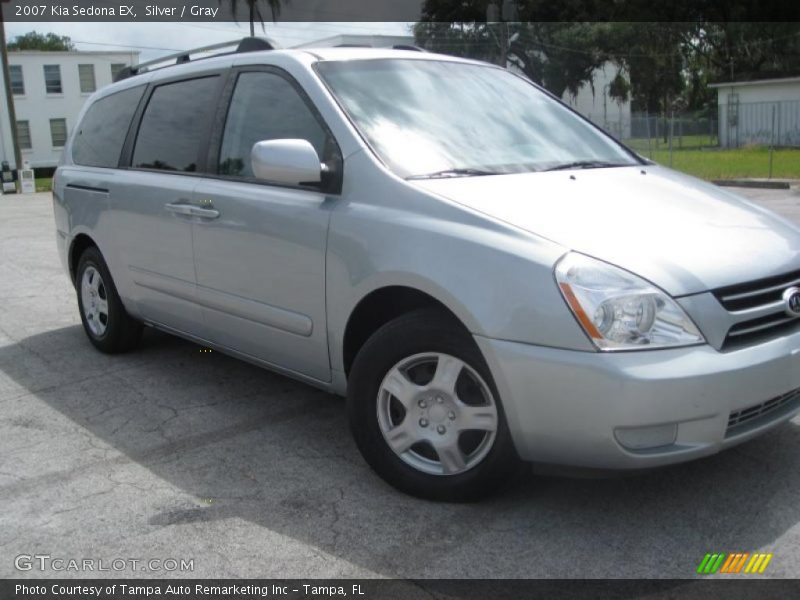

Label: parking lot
[2,186,800,579]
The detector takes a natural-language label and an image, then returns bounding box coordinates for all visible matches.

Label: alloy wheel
[376,352,499,476]
[80,266,109,337]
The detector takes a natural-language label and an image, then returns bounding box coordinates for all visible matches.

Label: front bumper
[475,331,800,468]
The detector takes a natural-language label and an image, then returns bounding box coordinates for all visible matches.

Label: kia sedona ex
[53,39,800,501]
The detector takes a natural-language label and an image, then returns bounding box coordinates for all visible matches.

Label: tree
[414,17,609,99]
[416,2,800,122]
[8,32,75,51]
[683,22,800,83]
[508,22,610,99]
[221,0,285,37]
[604,23,689,115]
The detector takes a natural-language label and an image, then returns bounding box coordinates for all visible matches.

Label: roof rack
[392,45,427,52]
[331,43,427,52]
[114,37,277,82]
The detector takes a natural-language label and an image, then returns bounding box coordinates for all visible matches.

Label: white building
[709,76,800,148]
[0,50,139,170]
[561,62,632,139]
[293,34,418,50]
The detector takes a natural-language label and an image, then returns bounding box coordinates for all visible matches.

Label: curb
[712,179,792,190]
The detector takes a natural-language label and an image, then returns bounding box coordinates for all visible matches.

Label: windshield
[316,59,639,179]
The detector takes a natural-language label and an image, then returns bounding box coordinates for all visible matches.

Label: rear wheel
[76,246,142,353]
[347,308,520,501]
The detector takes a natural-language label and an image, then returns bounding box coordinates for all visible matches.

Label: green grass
[35,177,52,192]
[9,177,52,193]
[643,147,800,180]
[627,134,719,153]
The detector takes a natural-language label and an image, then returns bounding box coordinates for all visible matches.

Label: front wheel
[347,309,521,501]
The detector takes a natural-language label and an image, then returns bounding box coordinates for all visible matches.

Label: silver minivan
[54,40,800,500]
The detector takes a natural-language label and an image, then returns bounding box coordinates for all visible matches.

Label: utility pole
[0,10,21,171]
[487,1,517,68]
[499,20,508,69]
[486,2,503,67]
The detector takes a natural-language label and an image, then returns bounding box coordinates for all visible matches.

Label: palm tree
[222,0,284,37]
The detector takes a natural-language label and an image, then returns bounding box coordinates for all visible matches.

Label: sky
[5,22,414,61]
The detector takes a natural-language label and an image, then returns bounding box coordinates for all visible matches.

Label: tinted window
[218,72,328,178]
[133,77,218,172]
[73,85,144,168]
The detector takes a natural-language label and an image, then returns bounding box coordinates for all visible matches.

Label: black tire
[75,246,142,354]
[347,308,521,501]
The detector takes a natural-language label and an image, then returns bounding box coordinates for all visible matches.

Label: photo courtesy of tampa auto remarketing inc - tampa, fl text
[1,1,800,598]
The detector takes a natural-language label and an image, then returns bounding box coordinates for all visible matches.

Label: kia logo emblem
[783,286,800,317]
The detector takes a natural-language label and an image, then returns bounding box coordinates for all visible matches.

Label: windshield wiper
[544,160,628,172]
[406,168,501,180]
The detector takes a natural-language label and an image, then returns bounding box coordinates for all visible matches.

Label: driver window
[218,71,330,178]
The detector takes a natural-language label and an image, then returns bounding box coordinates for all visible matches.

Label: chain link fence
[719,100,800,148]
[581,100,800,179]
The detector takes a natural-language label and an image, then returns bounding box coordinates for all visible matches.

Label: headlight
[555,253,705,351]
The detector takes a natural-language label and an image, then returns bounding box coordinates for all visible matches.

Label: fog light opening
[614,424,678,451]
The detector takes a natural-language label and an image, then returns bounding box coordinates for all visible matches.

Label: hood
[412,166,800,296]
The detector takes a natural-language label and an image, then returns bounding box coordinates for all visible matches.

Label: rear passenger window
[132,76,218,172]
[72,85,144,168]
[218,72,329,178]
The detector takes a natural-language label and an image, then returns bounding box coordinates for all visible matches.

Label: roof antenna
[237,37,276,53]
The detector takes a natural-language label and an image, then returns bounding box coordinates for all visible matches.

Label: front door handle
[188,206,220,219]
[165,202,194,216]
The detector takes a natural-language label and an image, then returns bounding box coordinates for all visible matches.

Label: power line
[171,22,311,41]
[420,25,800,60]
[70,39,181,52]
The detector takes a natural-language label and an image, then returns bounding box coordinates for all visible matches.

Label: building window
[16,121,32,150]
[9,65,24,95]
[50,118,67,147]
[78,64,96,93]
[110,63,126,81]
[43,65,62,94]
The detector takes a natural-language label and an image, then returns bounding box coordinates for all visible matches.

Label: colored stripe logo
[697,552,773,574]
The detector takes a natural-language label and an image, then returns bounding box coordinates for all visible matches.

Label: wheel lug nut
[418,399,427,408]
[437,425,446,434]
[448,411,456,420]
[419,418,428,427]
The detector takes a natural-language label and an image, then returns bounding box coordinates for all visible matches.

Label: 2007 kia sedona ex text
[53,39,800,501]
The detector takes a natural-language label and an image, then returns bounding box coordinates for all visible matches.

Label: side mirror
[251,139,322,186]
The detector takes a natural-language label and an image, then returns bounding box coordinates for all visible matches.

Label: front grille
[727,387,800,433]
[714,269,800,312]
[726,313,800,344]
[713,270,800,348]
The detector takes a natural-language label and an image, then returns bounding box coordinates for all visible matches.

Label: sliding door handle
[165,202,220,219]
